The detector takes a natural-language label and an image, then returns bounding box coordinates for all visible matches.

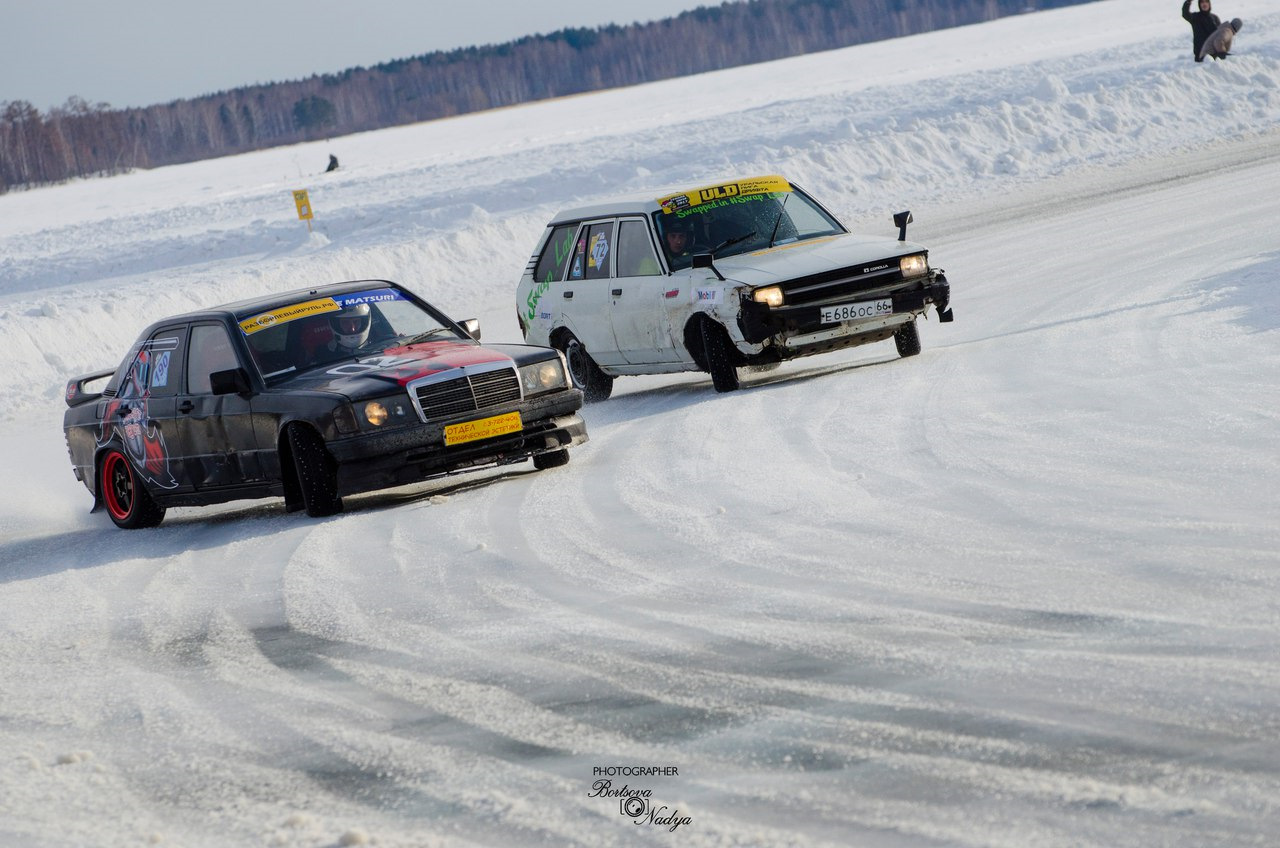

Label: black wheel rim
[565,340,588,386]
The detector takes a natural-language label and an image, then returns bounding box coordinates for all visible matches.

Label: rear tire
[700,319,741,393]
[532,449,570,470]
[287,424,343,517]
[558,335,613,402]
[99,448,165,529]
[895,319,922,358]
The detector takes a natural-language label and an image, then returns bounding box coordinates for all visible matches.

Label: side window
[583,221,613,280]
[119,328,185,399]
[616,219,662,277]
[534,224,578,283]
[187,323,241,395]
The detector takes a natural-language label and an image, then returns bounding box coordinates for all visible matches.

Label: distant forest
[0,0,1092,193]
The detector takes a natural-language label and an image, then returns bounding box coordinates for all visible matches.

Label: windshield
[237,286,462,383]
[653,184,845,271]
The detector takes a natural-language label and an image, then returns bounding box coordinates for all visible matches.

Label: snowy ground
[3,0,1280,845]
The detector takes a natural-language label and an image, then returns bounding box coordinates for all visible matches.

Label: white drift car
[515,175,953,400]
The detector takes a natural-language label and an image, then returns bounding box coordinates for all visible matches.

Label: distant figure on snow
[1199,18,1243,60]
[325,153,339,172]
[1181,0,1221,62]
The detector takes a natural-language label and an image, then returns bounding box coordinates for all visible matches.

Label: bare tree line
[0,0,1087,193]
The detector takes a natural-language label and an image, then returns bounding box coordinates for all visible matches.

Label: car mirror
[894,210,913,241]
[210,367,252,395]
[691,253,726,281]
[461,318,481,341]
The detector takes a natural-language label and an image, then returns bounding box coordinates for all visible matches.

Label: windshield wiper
[400,327,458,345]
[768,194,790,248]
[709,230,756,257]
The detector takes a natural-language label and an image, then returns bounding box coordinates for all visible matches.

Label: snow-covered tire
[287,423,343,517]
[558,334,613,402]
[99,448,165,529]
[533,449,570,470]
[700,319,741,393]
[895,319,922,358]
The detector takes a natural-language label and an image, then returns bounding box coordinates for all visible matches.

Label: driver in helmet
[329,302,372,353]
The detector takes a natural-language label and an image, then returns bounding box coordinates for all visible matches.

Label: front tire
[558,334,613,402]
[895,319,922,358]
[700,319,741,393]
[287,424,343,517]
[99,448,165,529]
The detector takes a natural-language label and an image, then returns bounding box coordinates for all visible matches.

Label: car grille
[413,368,521,421]
[778,260,913,307]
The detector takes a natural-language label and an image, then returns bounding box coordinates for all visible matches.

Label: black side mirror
[460,318,481,341]
[691,253,726,281]
[894,210,913,241]
[210,367,252,395]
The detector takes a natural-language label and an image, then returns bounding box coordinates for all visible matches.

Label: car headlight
[752,285,784,308]
[363,397,413,427]
[520,358,567,396]
[899,254,929,277]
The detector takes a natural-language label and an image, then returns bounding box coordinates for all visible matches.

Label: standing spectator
[1182,0,1221,62]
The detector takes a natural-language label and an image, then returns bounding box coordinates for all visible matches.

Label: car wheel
[533,448,570,470]
[287,423,343,517]
[700,319,741,393]
[558,335,613,402]
[895,319,922,358]
[99,448,165,529]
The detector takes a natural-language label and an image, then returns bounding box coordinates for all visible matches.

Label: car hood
[280,341,534,398]
[706,233,927,287]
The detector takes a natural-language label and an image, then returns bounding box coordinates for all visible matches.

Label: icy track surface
[2,0,1280,845]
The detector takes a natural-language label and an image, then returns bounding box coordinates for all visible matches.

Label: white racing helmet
[330,302,371,351]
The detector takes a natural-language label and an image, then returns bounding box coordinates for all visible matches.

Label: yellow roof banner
[239,297,340,335]
[657,175,792,214]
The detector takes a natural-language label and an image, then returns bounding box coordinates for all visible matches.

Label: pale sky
[3,0,716,111]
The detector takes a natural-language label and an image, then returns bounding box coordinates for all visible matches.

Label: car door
[102,325,192,493]
[176,321,264,489]
[608,217,683,364]
[561,219,626,367]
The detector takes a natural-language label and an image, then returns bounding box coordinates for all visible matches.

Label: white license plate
[820,298,893,324]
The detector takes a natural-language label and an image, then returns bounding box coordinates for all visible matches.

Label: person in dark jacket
[1199,18,1242,60]
[1182,0,1221,62]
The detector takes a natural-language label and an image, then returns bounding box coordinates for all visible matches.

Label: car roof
[547,174,792,226]
[145,279,406,326]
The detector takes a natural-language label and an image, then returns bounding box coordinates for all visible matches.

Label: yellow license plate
[444,411,522,446]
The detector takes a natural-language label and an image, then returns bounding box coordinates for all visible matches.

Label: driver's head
[330,302,371,351]
[665,224,691,255]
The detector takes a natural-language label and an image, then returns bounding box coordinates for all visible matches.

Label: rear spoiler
[64,369,114,408]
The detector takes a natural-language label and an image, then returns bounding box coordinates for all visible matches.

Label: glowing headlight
[519,359,567,395]
[363,398,412,427]
[899,254,929,277]
[752,285,784,308]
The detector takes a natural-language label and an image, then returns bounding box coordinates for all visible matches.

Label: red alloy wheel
[101,450,135,521]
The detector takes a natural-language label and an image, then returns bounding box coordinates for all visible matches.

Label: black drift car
[63,280,588,528]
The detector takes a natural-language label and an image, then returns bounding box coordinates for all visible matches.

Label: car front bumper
[739,272,951,345]
[326,389,587,495]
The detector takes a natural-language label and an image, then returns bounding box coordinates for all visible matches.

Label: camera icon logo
[620,796,648,818]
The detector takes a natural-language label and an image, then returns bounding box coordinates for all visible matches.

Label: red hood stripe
[377,342,513,386]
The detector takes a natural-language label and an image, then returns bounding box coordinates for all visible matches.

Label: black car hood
[278,340,535,398]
